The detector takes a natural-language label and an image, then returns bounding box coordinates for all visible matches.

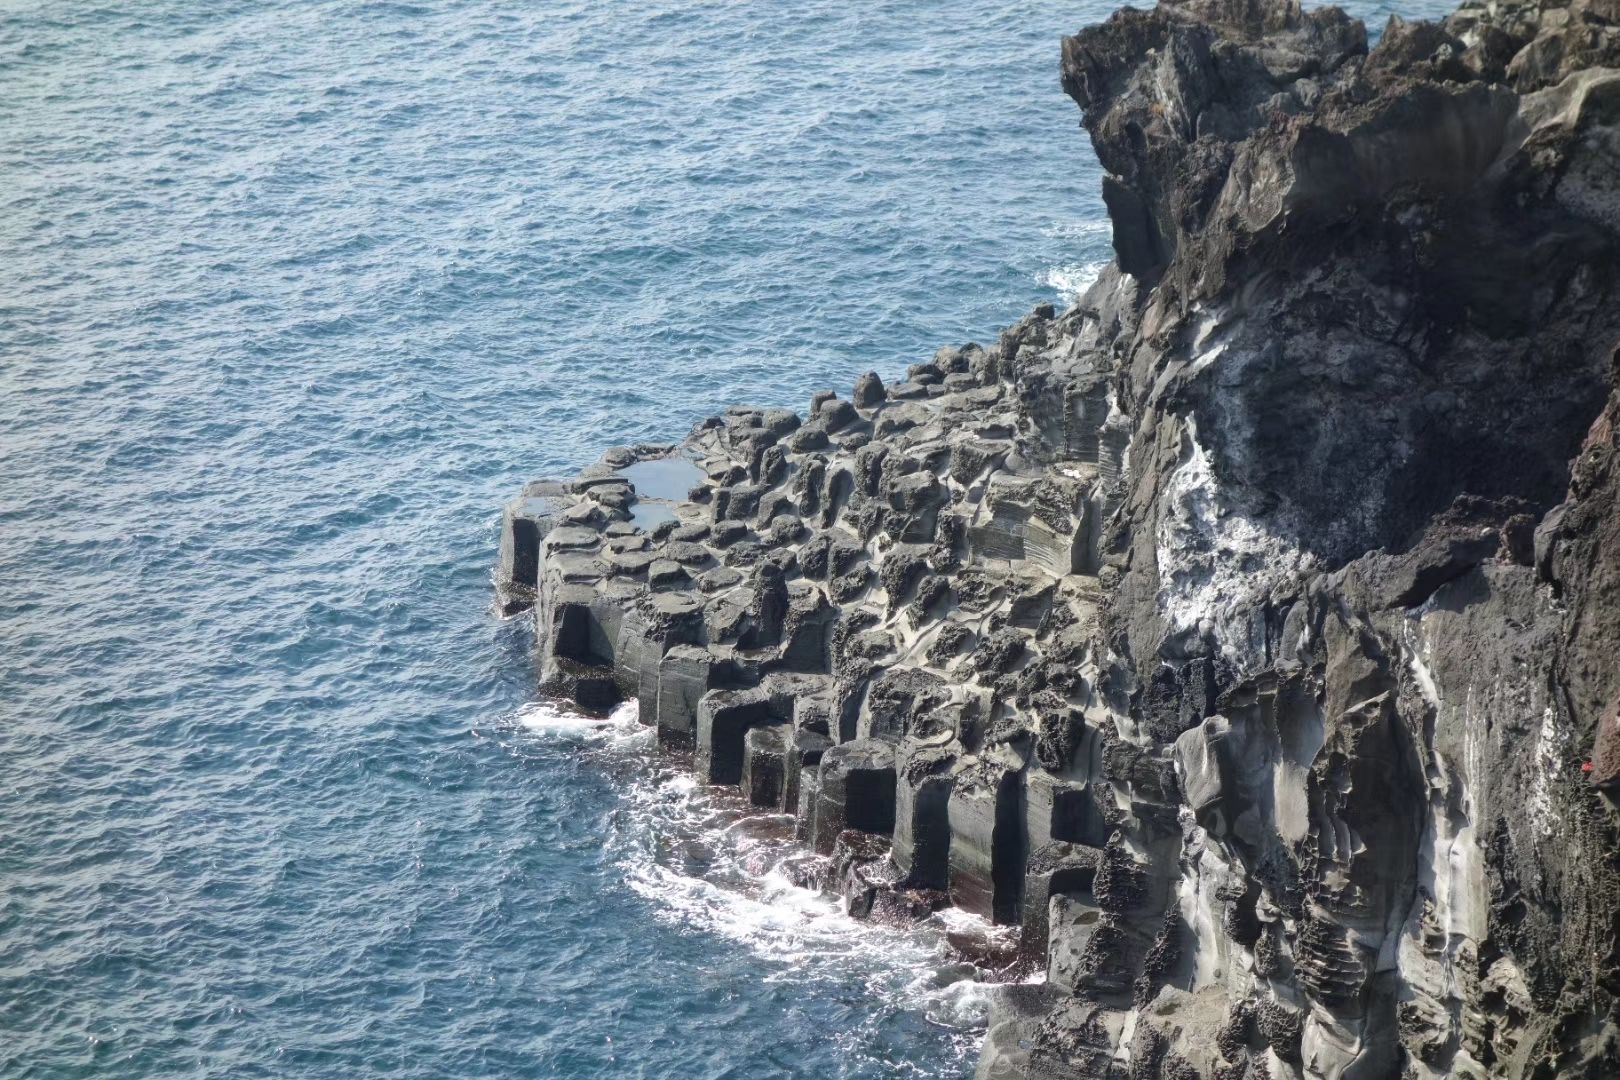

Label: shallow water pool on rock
[618,456,707,531]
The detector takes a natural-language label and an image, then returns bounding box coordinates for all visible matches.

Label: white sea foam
[511,696,1007,1052]
[1039,259,1108,298]
[1041,219,1112,242]
[514,699,649,749]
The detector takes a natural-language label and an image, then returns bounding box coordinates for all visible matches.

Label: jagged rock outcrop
[497,1,1620,1075]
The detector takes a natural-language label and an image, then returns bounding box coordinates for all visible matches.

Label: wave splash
[509,698,1029,1068]
[1039,258,1110,299]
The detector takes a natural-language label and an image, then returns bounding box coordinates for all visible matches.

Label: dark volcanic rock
[497,3,1620,1076]
[852,371,886,409]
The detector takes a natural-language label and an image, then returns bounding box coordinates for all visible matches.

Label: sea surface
[1,1,1451,1076]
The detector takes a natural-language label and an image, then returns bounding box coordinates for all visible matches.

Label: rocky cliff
[496,1,1620,1075]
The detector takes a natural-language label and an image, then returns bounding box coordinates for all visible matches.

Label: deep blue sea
[2,2,1449,1076]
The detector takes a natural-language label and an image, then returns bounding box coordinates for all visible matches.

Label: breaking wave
[508,698,1029,1073]
[1039,258,1110,299]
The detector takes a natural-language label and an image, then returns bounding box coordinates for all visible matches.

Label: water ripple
[1,0,1453,1076]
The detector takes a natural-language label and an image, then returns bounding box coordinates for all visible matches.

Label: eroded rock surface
[497,1,1620,1075]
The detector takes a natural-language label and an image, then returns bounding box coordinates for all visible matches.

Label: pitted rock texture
[497,1,1620,1076]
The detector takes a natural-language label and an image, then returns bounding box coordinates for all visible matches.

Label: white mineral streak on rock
[1154,418,1319,651]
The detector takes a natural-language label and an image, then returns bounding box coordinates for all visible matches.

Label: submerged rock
[497,1,1620,1075]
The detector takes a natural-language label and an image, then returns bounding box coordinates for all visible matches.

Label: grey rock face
[811,739,898,854]
[852,371,886,409]
[495,1,1620,1075]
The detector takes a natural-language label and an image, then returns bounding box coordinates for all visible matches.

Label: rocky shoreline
[497,1,1620,1075]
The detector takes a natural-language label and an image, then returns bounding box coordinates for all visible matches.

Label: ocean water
[1,1,1452,1077]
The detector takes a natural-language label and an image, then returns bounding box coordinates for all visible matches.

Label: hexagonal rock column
[968,477,1032,562]
[741,725,789,810]
[893,744,955,890]
[864,666,950,743]
[496,480,566,614]
[613,592,704,728]
[1047,892,1105,994]
[1026,769,1111,851]
[783,728,832,823]
[947,761,1026,924]
[852,371,885,408]
[537,581,630,712]
[548,595,621,707]
[808,739,897,855]
[536,582,600,672]
[654,644,713,747]
[885,472,945,543]
[546,657,622,712]
[695,689,781,786]
[1019,840,1100,957]
[779,584,837,672]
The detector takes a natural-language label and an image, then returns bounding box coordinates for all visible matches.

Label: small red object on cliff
[1590,697,1620,790]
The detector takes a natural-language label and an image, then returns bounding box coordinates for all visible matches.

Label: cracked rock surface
[497,1,1620,1075]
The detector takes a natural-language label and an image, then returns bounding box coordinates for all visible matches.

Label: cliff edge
[498,1,1620,1075]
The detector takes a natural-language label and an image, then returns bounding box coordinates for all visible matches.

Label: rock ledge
[498,2,1620,1075]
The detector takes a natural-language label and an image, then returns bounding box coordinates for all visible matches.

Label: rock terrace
[498,2,1620,1076]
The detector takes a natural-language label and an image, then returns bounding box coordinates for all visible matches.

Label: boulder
[852,371,886,409]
